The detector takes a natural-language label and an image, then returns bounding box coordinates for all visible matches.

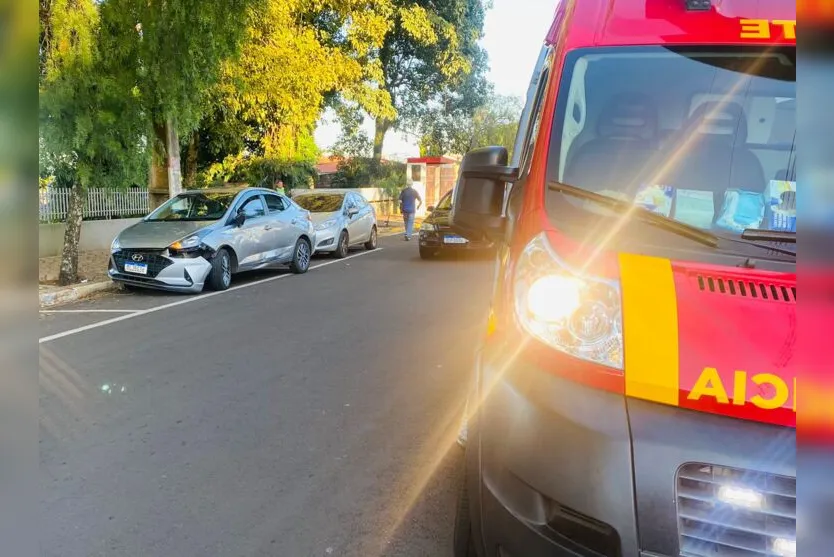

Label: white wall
[40,218,142,258]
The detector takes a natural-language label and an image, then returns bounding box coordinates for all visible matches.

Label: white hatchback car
[292,190,378,258]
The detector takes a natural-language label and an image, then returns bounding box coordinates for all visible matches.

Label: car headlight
[514,233,623,370]
[170,235,202,251]
[111,236,121,253]
[420,221,438,232]
[316,218,338,231]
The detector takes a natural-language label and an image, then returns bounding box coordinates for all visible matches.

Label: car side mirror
[347,207,359,217]
[233,211,246,227]
[450,146,519,242]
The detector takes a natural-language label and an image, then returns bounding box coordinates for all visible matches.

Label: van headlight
[514,233,623,370]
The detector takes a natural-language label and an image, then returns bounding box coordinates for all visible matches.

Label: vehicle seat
[564,93,660,195]
[659,102,766,213]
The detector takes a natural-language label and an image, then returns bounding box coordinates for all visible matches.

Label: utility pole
[148,119,182,209]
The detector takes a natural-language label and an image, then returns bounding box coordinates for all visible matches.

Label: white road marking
[40,309,142,314]
[39,249,383,344]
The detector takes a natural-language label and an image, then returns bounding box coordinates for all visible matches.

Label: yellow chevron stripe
[619,253,680,405]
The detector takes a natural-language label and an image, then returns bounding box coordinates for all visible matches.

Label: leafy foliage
[200,154,316,191]
[330,158,406,190]
[368,0,491,158]
[419,93,522,157]
[99,0,262,137]
[39,0,148,190]
[203,0,398,161]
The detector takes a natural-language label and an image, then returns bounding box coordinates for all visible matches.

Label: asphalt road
[39,236,495,557]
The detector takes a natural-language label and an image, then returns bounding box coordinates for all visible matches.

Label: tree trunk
[184,130,199,189]
[149,118,182,209]
[373,118,392,161]
[57,183,85,286]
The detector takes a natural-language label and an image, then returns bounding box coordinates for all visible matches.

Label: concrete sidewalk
[39,250,118,308]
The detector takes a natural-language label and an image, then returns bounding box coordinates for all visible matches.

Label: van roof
[547,0,796,49]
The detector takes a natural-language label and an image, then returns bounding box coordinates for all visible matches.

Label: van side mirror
[450,146,519,242]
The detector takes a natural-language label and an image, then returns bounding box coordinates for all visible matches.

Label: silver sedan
[109,186,316,293]
[292,189,378,258]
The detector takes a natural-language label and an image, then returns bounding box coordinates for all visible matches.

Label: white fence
[39,187,150,223]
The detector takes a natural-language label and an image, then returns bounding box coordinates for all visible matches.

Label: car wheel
[453,458,478,557]
[334,231,349,259]
[419,246,437,260]
[364,226,378,250]
[208,248,233,291]
[290,238,312,274]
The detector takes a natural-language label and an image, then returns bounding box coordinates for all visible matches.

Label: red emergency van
[451,1,796,556]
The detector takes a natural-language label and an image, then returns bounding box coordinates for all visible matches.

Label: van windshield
[547,47,796,237]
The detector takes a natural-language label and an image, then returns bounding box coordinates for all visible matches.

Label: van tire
[453,459,478,557]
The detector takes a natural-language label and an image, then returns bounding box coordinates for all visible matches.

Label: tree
[370,0,490,160]
[39,0,259,284]
[97,0,262,206]
[186,0,400,188]
[419,93,522,157]
[40,0,147,285]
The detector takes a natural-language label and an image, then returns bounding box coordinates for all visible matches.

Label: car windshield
[436,191,453,211]
[294,194,345,212]
[146,192,237,221]
[547,47,796,238]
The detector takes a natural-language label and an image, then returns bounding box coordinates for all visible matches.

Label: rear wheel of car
[453,458,478,557]
[208,248,233,291]
[364,226,378,250]
[334,231,349,259]
[419,246,437,260]
[290,238,312,274]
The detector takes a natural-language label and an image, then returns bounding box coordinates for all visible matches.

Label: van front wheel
[453,460,478,557]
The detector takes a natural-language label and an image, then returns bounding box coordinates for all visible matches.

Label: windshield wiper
[548,181,797,259]
[548,181,720,248]
[742,229,797,243]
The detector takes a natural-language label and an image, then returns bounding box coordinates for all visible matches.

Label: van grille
[677,463,796,557]
[696,275,796,303]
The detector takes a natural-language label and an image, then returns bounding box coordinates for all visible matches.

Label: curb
[39,280,120,308]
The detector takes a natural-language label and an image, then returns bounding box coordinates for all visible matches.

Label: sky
[313,0,557,161]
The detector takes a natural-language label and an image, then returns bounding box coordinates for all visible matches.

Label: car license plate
[124,262,148,275]
[444,235,468,245]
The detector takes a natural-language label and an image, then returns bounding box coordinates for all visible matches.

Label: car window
[436,192,453,211]
[518,50,554,177]
[146,192,236,222]
[241,196,266,218]
[353,194,368,208]
[264,194,285,213]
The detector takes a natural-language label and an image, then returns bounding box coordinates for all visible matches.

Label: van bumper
[467,341,796,557]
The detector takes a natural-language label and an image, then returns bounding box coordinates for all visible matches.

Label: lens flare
[526,275,583,322]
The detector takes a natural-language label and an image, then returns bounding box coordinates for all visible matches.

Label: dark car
[418,191,493,259]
